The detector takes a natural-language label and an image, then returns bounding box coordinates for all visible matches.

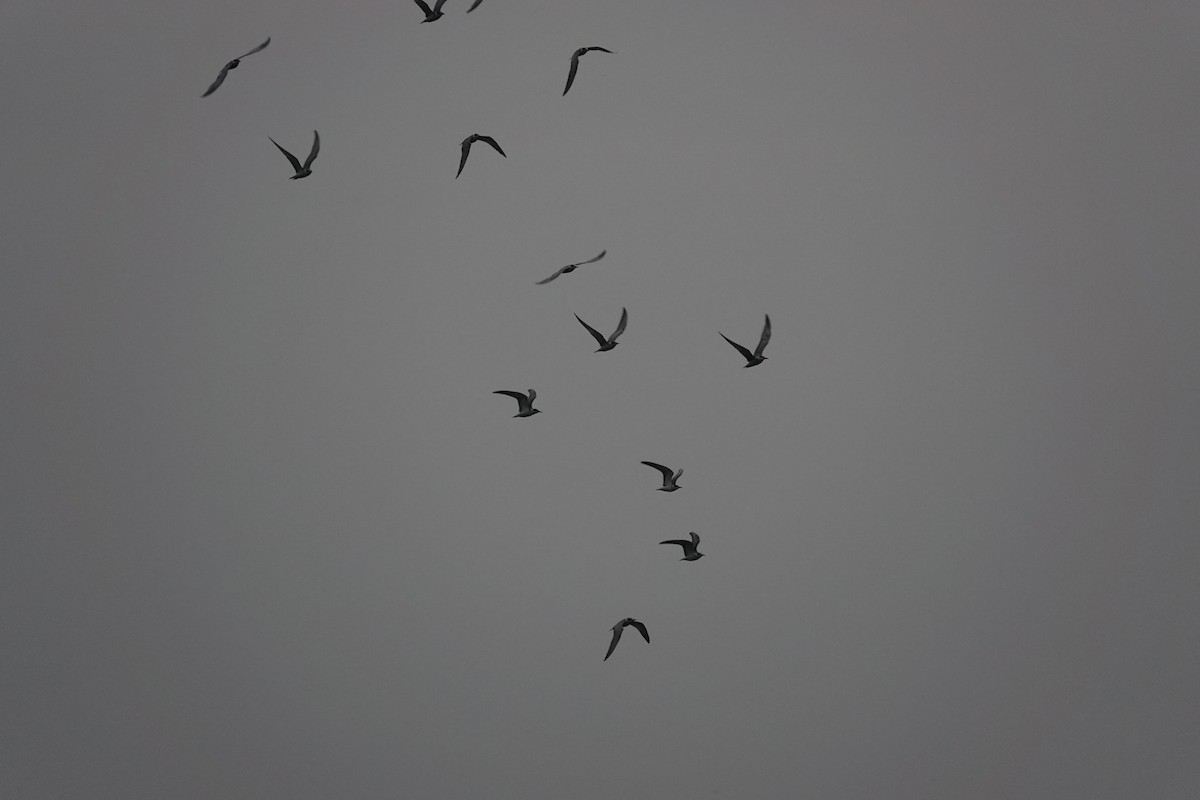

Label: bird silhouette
[604,618,650,661]
[575,307,627,352]
[641,461,683,492]
[660,531,704,561]
[493,390,541,418]
[412,0,449,23]
[466,0,485,11]
[457,134,506,178]
[563,46,615,95]
[201,37,270,98]
[535,250,606,285]
[269,131,320,180]
[720,314,772,367]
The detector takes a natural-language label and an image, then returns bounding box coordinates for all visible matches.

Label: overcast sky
[3,1,1199,798]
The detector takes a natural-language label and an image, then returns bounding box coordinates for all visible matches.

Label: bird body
[413,0,449,22]
[575,307,627,352]
[564,46,615,95]
[493,389,541,418]
[270,131,320,179]
[660,531,704,561]
[535,250,606,285]
[202,37,270,97]
[720,314,772,367]
[641,461,683,492]
[457,134,507,178]
[604,617,649,661]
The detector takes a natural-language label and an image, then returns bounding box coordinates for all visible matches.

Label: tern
[604,618,649,661]
[660,532,704,561]
[269,131,320,180]
[720,314,772,367]
[457,134,506,178]
[535,250,606,285]
[201,37,270,98]
[641,461,683,492]
[563,46,615,95]
[412,0,449,22]
[493,390,541,418]
[575,307,627,352]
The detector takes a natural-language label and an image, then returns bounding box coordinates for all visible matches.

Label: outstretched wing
[563,54,581,95]
[720,332,755,363]
[413,0,434,15]
[526,389,536,404]
[535,266,567,285]
[689,531,701,546]
[432,0,450,11]
[641,461,675,484]
[493,390,528,411]
[754,314,772,357]
[577,250,606,266]
[610,307,628,341]
[456,139,472,178]
[236,37,271,60]
[477,135,506,158]
[467,0,484,10]
[202,65,231,97]
[269,138,303,172]
[586,47,616,55]
[660,539,692,552]
[629,620,649,643]
[603,624,623,661]
[303,130,320,169]
[575,315,609,348]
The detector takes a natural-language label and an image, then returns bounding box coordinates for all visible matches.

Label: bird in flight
[563,46,615,95]
[604,618,650,661]
[575,307,627,352]
[412,0,449,23]
[660,531,704,561]
[201,37,270,98]
[720,314,772,367]
[493,389,541,418]
[535,250,606,285]
[457,134,506,178]
[641,461,683,492]
[466,0,485,11]
[269,131,320,180]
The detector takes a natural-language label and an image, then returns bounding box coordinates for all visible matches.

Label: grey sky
[3,1,1199,798]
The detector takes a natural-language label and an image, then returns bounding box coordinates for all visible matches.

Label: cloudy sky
[3,1,1199,798]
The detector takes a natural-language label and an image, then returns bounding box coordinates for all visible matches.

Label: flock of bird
[201,5,772,662]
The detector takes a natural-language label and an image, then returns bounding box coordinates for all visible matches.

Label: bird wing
[236,37,271,60]
[578,249,607,266]
[629,620,650,643]
[575,315,609,347]
[467,0,484,11]
[270,138,303,173]
[604,624,623,661]
[660,539,692,552]
[526,389,536,405]
[641,461,675,484]
[720,332,755,363]
[303,130,320,169]
[754,314,772,357]
[413,0,434,15]
[493,390,528,411]
[456,139,472,178]
[535,267,566,285]
[202,65,231,97]
[610,307,628,341]
[563,54,581,95]
[477,135,506,157]
[587,47,616,54]
[690,531,701,546]
[432,0,450,11]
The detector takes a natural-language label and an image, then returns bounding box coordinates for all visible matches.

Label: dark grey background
[3,2,1198,798]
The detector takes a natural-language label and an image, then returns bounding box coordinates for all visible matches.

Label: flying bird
[660,531,704,561]
[535,250,606,285]
[269,131,320,180]
[493,389,541,418]
[201,37,270,98]
[604,618,649,661]
[466,0,485,11]
[641,461,683,492]
[720,314,772,367]
[563,46,615,95]
[575,307,627,352]
[457,134,506,178]
[412,0,449,22]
